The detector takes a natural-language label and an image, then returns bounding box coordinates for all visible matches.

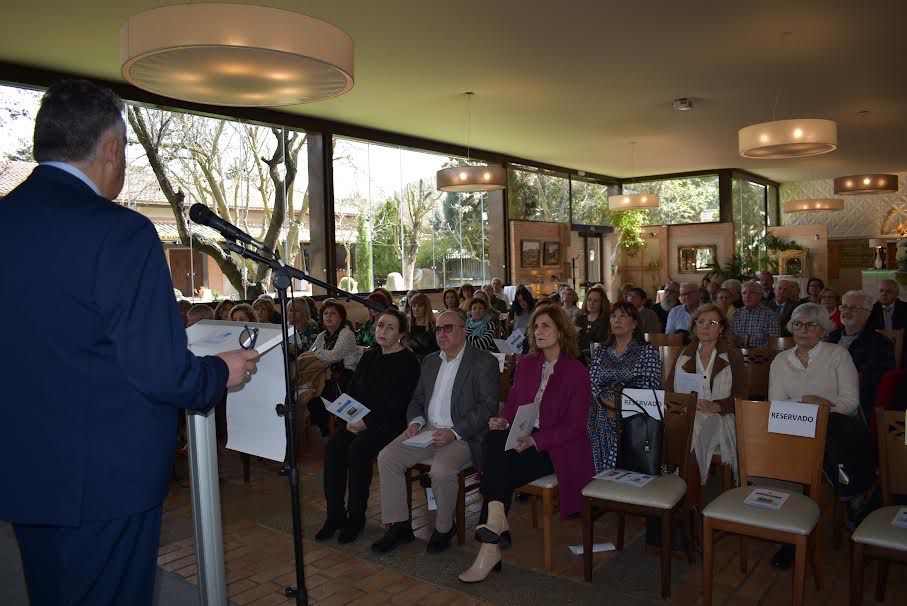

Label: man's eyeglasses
[695,319,721,327]
[838,304,868,312]
[434,324,464,334]
[239,325,259,350]
[791,321,820,331]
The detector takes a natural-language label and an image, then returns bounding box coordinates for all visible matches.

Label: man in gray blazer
[372,310,499,554]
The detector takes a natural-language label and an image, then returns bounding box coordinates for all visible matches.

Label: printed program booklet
[594,468,657,488]
[743,488,790,510]
[321,394,370,424]
[892,507,907,529]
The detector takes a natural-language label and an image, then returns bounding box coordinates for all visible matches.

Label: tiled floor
[159,434,906,605]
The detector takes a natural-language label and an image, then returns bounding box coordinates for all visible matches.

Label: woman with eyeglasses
[766,302,859,570]
[466,297,498,352]
[316,309,420,544]
[805,277,825,304]
[666,304,746,499]
[818,288,842,328]
[406,293,438,359]
[587,301,661,473]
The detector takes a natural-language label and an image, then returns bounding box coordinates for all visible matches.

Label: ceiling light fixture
[608,142,659,211]
[436,92,506,192]
[120,4,354,107]
[833,174,898,195]
[782,198,845,213]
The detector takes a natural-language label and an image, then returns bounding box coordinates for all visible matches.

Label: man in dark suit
[0,80,258,606]
[868,278,907,332]
[827,291,895,415]
[373,310,498,554]
[774,279,799,337]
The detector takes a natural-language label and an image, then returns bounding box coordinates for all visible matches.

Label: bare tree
[394,178,441,287]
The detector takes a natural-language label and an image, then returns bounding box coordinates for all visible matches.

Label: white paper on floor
[568,542,616,555]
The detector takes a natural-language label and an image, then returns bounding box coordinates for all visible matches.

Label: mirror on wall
[677,245,716,273]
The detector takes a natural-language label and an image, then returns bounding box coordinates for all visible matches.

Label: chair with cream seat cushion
[515,473,559,571]
[849,409,907,605]
[701,400,829,606]
[581,390,696,599]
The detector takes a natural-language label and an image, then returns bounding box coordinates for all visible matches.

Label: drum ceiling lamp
[738,118,838,159]
[833,173,899,195]
[608,142,659,211]
[436,92,506,192]
[782,198,844,213]
[120,3,354,107]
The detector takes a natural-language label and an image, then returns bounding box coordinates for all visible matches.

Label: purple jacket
[501,352,595,518]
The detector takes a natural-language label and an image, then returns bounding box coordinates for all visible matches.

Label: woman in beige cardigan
[666,304,746,503]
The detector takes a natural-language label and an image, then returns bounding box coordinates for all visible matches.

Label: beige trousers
[376,426,472,532]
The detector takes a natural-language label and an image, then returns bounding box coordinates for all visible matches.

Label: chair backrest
[659,345,685,390]
[733,334,749,348]
[875,408,907,504]
[645,332,684,347]
[662,391,697,477]
[876,328,903,370]
[498,354,521,402]
[734,399,829,500]
[740,348,781,400]
[764,336,795,350]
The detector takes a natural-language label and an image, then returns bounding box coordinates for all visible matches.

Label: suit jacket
[775,299,799,336]
[868,299,907,332]
[826,327,896,415]
[500,353,594,518]
[0,166,228,526]
[407,344,499,466]
[637,306,662,334]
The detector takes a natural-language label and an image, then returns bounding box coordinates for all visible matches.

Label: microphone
[188,203,270,254]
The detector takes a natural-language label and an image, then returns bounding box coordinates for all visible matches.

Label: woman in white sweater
[308,299,362,435]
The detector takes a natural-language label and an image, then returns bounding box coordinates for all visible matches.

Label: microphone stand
[223,242,384,606]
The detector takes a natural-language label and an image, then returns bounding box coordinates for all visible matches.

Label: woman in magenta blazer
[459,303,594,583]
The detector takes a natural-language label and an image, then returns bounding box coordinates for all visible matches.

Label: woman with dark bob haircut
[308,299,361,436]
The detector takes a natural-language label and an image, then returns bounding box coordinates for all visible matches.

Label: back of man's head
[187,304,215,327]
[34,80,125,164]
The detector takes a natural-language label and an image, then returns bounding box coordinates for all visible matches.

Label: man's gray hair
[880,278,899,290]
[788,302,835,333]
[722,279,742,293]
[842,290,875,309]
[740,280,760,293]
[187,304,215,321]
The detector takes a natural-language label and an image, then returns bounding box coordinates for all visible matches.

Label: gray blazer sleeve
[406,354,437,424]
[452,349,500,441]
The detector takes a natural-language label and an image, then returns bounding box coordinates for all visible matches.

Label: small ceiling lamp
[608,142,659,211]
[738,118,837,159]
[782,198,845,213]
[436,92,506,192]
[120,4,354,107]
[833,174,899,195]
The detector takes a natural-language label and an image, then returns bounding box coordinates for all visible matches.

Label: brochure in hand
[743,487,790,510]
[402,431,435,448]
[593,468,657,487]
[504,402,539,450]
[321,393,370,424]
[493,328,526,355]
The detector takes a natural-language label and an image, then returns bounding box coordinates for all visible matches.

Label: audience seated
[868,277,907,331]
[825,290,895,416]
[316,309,421,544]
[665,282,701,334]
[819,288,842,328]
[652,283,678,328]
[714,287,735,322]
[213,299,234,321]
[625,287,662,334]
[706,277,720,303]
[186,304,214,327]
[372,311,498,555]
[286,298,320,354]
[253,296,279,324]
[482,284,509,315]
[588,301,661,472]
[466,297,498,352]
[561,287,580,322]
[229,303,256,323]
[459,304,594,583]
[458,284,477,312]
[758,271,774,303]
[307,299,362,436]
[356,291,391,348]
[406,293,439,359]
[575,285,610,359]
[508,285,536,335]
[442,287,461,312]
[491,278,510,307]
[772,279,799,337]
[177,298,192,326]
[667,304,746,489]
[731,281,780,347]
[721,279,743,309]
[804,277,824,304]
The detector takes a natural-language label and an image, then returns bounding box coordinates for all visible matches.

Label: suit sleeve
[452,352,499,440]
[95,214,227,411]
[532,367,592,452]
[406,356,432,425]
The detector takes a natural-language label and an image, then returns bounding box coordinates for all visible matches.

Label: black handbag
[617,389,665,476]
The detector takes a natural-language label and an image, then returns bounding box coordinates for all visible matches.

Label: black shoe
[315,518,345,542]
[338,517,365,544]
[371,521,414,553]
[771,544,794,570]
[426,524,457,554]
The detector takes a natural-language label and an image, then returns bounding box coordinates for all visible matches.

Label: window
[570,178,619,226]
[623,175,720,225]
[332,137,490,293]
[732,176,767,265]
[507,165,570,223]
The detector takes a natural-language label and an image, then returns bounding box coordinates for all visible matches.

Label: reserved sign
[621,389,665,419]
[768,401,819,438]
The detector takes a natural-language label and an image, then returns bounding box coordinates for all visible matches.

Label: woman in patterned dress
[587,301,661,473]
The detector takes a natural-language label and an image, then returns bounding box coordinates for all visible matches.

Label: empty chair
[645,332,684,347]
[740,348,781,401]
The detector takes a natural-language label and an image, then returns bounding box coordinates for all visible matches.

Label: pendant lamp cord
[464,92,474,162]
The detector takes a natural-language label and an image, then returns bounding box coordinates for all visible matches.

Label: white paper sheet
[505,402,539,450]
[620,389,665,419]
[674,371,705,396]
[768,401,819,438]
[402,431,435,448]
[321,394,370,424]
[426,487,438,511]
[492,352,507,373]
[568,542,616,555]
[494,329,526,355]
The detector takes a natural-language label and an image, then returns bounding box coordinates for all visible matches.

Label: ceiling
[2,0,906,183]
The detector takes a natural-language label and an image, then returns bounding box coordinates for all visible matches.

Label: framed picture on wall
[520,239,541,267]
[543,241,561,266]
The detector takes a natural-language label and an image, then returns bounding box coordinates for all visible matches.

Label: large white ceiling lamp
[782,198,845,213]
[833,174,899,195]
[738,118,838,159]
[436,93,506,192]
[120,3,354,107]
[608,142,659,211]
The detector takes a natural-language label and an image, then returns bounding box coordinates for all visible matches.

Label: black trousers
[323,427,395,523]
[479,429,554,523]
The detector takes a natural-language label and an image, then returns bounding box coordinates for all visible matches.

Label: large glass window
[508,165,570,223]
[623,174,720,225]
[570,178,619,226]
[732,176,767,267]
[332,137,490,293]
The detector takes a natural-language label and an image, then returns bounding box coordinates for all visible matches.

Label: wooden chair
[849,409,907,605]
[659,345,685,390]
[645,332,684,347]
[582,390,696,598]
[740,348,781,400]
[764,336,795,350]
[514,475,559,572]
[875,329,903,369]
[733,334,749,348]
[498,354,520,403]
[702,399,830,606]
[405,460,478,546]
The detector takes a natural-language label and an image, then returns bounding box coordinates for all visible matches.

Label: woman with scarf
[307,299,362,436]
[466,297,499,352]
